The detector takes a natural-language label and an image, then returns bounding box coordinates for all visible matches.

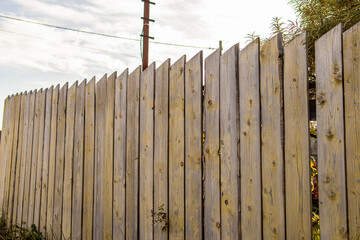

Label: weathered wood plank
[71,80,85,240]
[154,60,170,240]
[185,52,202,240]
[139,63,155,240]
[219,44,239,240]
[113,70,127,239]
[316,24,348,239]
[28,90,42,226]
[34,90,46,228]
[53,83,68,240]
[343,21,360,240]
[284,32,312,240]
[169,56,186,240]
[0,96,10,215]
[94,75,107,240]
[22,91,36,225]
[260,34,285,240]
[126,66,141,240]
[83,78,95,240]
[204,49,221,240]
[239,39,262,240]
[62,82,77,239]
[40,87,53,233]
[46,85,59,238]
[104,72,116,239]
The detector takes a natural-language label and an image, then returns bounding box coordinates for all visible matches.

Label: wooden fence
[0,22,360,240]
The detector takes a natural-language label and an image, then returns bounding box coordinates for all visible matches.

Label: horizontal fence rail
[1,22,360,240]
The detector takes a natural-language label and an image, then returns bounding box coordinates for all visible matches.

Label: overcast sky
[0,0,296,129]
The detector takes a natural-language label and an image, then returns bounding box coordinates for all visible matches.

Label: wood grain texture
[239,39,262,240]
[169,56,186,240]
[34,90,46,228]
[62,82,77,240]
[219,44,239,240]
[53,83,68,240]
[40,87,53,233]
[316,24,348,239]
[71,80,85,240]
[185,52,202,240]
[94,75,106,240]
[204,49,221,240]
[154,60,170,240]
[22,91,36,225]
[260,34,285,240]
[83,78,95,240]
[284,32,312,240]
[113,70,128,239]
[0,96,10,214]
[126,66,141,240]
[139,63,155,240]
[46,85,59,238]
[343,21,360,240]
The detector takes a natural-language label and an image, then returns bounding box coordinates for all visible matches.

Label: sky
[0,0,296,129]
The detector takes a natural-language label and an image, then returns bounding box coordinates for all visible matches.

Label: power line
[0,14,216,50]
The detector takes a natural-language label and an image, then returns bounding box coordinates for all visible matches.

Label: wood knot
[180,162,184,167]
[317,95,325,105]
[224,200,228,205]
[326,130,334,138]
[208,99,212,105]
[216,222,220,228]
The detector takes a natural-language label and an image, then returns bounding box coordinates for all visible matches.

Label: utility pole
[141,0,155,71]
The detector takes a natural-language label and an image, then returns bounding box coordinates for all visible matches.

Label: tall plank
[284,32,312,240]
[71,80,85,240]
[53,83,68,240]
[113,70,127,239]
[139,63,155,240]
[0,96,10,215]
[83,78,95,240]
[62,82,77,239]
[316,24,348,239]
[343,21,360,240]
[239,39,262,239]
[260,34,285,240]
[46,85,59,238]
[126,66,141,240]
[34,90,46,228]
[104,72,116,239]
[94,75,107,239]
[169,56,186,240]
[204,49,221,240]
[40,87,53,232]
[16,92,31,225]
[219,44,239,240]
[154,60,170,240]
[185,52,202,239]
[22,91,36,224]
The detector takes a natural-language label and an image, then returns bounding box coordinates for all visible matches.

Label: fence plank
[62,82,77,239]
[169,56,186,240]
[260,34,285,240]
[46,85,59,238]
[22,91,36,225]
[139,63,155,240]
[71,80,85,240]
[239,39,262,240]
[94,75,107,239]
[284,32,312,240]
[219,44,239,240]
[40,87,53,233]
[316,24,348,239]
[154,60,170,240]
[53,83,68,240]
[83,78,95,240]
[204,49,221,240]
[113,70,128,239]
[185,52,202,239]
[343,21,360,240]
[34,90,46,228]
[126,66,141,240]
[16,93,30,225]
[28,90,41,226]
[0,96,10,215]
